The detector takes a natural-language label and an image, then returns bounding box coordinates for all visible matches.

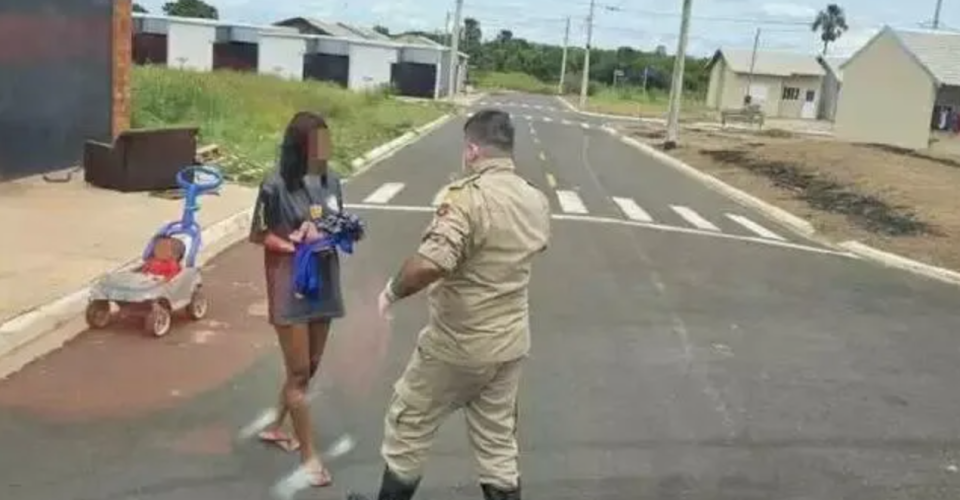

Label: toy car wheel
[145,303,172,338]
[187,289,208,320]
[85,301,111,329]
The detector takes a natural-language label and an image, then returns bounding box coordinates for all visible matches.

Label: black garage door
[303,54,349,88]
[391,62,437,98]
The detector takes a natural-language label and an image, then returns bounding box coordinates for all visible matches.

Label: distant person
[349,109,552,500]
[248,111,347,488]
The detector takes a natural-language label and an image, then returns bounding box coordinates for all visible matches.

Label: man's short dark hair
[463,109,514,153]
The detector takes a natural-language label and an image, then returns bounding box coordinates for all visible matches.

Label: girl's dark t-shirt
[250,171,345,323]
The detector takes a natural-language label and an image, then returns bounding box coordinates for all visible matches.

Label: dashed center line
[538,151,547,161]
[546,173,557,188]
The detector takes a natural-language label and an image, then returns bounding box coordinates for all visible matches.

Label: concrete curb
[347,112,454,181]
[0,207,254,380]
[839,241,960,287]
[603,124,960,288]
[601,125,817,237]
[0,112,456,380]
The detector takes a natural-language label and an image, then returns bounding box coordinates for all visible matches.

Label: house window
[805,89,816,102]
[782,87,800,100]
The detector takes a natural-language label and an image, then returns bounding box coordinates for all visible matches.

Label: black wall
[303,54,349,88]
[0,0,114,181]
[391,62,437,98]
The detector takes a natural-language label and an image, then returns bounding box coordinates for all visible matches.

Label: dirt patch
[618,122,960,271]
[700,148,934,237]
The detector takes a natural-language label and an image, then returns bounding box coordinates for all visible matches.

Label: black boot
[480,482,521,500]
[347,467,420,500]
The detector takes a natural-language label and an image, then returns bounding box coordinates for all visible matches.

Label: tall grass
[473,71,555,94]
[131,66,450,181]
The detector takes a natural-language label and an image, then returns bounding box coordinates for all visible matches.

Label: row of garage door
[134,35,438,98]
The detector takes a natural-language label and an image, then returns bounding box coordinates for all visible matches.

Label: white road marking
[342,203,856,258]
[431,186,449,206]
[581,122,591,130]
[562,119,573,126]
[523,114,533,120]
[556,190,588,214]
[362,182,405,204]
[612,197,653,222]
[725,214,785,241]
[671,205,720,231]
[546,173,557,188]
[542,116,553,123]
[538,151,547,161]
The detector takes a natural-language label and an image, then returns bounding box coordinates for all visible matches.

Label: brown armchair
[83,126,200,192]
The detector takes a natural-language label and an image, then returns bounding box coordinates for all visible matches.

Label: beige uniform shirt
[415,157,552,366]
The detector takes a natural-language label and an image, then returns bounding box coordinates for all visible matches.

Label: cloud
[828,25,880,57]
[761,2,817,19]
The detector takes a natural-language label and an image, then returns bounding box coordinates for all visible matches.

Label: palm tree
[812,4,849,55]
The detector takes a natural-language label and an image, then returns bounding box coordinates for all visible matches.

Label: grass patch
[473,71,555,94]
[131,66,450,182]
[569,86,711,121]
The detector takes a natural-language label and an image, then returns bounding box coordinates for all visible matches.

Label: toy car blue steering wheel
[177,165,223,192]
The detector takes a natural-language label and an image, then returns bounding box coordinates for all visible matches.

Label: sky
[138,0,960,58]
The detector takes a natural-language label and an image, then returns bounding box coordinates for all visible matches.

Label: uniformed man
[351,109,551,500]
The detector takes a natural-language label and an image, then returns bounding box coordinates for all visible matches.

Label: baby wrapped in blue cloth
[293,211,365,300]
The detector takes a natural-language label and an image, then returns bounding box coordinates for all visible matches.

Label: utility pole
[933,0,944,29]
[445,11,451,43]
[745,28,760,103]
[558,16,571,94]
[664,0,693,149]
[579,0,596,108]
[447,0,464,100]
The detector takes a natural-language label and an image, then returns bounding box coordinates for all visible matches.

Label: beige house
[706,48,826,119]
[834,26,960,150]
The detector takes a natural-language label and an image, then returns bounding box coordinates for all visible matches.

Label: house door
[801,89,817,119]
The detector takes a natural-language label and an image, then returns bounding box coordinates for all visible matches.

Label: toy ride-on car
[84,165,224,337]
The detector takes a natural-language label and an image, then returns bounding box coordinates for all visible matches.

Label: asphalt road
[4,93,960,500]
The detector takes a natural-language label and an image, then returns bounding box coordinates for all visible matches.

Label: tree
[461,18,483,59]
[496,29,514,43]
[162,0,219,19]
[133,2,148,13]
[373,25,390,36]
[811,4,848,55]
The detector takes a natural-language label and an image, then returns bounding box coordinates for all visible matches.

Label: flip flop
[305,466,333,488]
[258,429,301,453]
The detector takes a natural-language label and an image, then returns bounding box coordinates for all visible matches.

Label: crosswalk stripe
[523,114,533,120]
[726,214,785,240]
[543,117,553,122]
[671,205,720,231]
[580,123,591,129]
[556,190,588,214]
[561,119,573,126]
[363,182,405,204]
[612,197,652,222]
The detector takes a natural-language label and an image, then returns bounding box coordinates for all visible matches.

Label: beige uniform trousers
[381,346,523,490]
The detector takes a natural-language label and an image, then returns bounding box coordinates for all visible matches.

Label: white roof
[892,28,960,86]
[712,48,825,77]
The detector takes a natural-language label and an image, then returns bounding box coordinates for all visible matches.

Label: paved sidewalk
[0,170,255,325]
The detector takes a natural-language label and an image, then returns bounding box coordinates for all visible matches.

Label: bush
[131,66,450,182]
[473,71,555,94]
